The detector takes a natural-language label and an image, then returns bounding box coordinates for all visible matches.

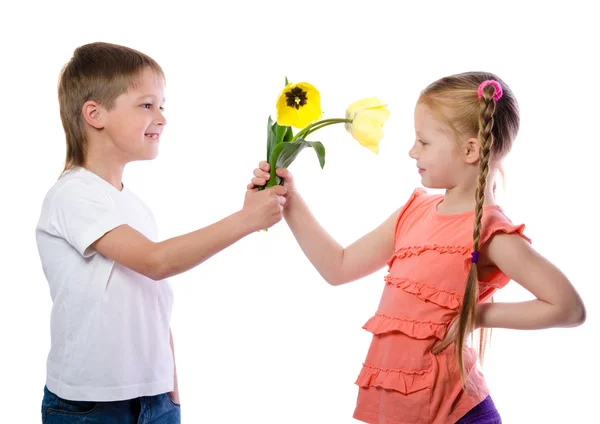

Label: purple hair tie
[477,80,503,102]
[471,251,480,263]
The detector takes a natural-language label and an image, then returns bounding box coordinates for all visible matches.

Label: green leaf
[274,122,288,145]
[261,116,278,191]
[264,122,294,189]
[268,139,326,186]
[285,76,289,86]
[273,140,304,170]
[283,125,294,142]
[266,116,277,160]
[307,140,326,169]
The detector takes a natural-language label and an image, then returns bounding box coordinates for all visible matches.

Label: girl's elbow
[324,272,347,286]
[325,276,343,286]
[560,300,586,327]
[569,302,586,327]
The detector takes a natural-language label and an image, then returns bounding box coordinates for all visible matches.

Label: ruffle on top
[462,223,531,278]
[363,311,448,340]
[481,222,530,246]
[385,275,463,311]
[355,363,433,394]
[386,244,470,269]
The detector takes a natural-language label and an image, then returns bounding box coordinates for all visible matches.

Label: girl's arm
[248,164,399,286]
[282,188,399,286]
[477,233,586,329]
[92,185,287,281]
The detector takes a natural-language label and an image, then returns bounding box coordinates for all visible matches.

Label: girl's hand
[431,305,481,355]
[248,161,297,204]
[432,307,482,355]
[432,317,459,355]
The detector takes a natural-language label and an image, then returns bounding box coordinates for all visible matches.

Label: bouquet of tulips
[259,78,390,190]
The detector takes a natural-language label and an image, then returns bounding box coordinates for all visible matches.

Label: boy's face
[102,67,166,162]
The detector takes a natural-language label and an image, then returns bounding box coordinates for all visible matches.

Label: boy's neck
[83,157,126,191]
[83,133,127,191]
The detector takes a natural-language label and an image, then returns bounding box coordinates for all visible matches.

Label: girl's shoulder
[480,206,531,246]
[390,188,441,240]
[396,187,442,219]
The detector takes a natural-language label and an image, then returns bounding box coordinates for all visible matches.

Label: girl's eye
[418,139,428,146]
[159,106,165,112]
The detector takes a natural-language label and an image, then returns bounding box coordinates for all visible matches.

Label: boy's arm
[92,185,286,281]
[169,328,180,405]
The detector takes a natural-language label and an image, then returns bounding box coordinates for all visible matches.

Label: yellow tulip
[276,82,322,129]
[345,97,390,154]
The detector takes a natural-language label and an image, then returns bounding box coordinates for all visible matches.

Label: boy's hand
[241,184,286,232]
[168,391,180,405]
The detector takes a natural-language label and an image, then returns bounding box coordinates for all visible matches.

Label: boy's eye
[142,104,165,112]
[418,139,428,146]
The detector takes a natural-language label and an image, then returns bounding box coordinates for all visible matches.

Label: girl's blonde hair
[58,42,165,173]
[419,72,520,383]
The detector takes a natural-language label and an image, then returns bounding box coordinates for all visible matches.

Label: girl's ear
[464,137,480,164]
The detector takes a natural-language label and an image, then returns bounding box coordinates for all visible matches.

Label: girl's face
[409,103,471,189]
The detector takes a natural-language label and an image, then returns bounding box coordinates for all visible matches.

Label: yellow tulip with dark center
[344,97,390,154]
[276,82,322,129]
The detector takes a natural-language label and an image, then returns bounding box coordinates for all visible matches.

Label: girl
[248,72,586,423]
[36,42,286,423]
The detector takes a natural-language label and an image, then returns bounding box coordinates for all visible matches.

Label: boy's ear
[464,137,480,164]
[82,101,105,129]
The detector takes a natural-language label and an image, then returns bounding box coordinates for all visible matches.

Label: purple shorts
[456,396,501,424]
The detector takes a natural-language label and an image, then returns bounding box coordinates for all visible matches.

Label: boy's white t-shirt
[36,167,174,401]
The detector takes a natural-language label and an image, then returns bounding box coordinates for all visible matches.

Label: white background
[1,1,598,423]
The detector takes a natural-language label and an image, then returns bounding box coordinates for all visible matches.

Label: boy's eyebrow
[136,94,166,104]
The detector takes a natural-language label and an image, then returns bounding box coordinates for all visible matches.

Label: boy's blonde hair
[58,42,165,172]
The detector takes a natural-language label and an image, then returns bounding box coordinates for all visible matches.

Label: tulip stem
[300,119,352,139]
[265,141,286,188]
[266,118,353,188]
[292,118,352,141]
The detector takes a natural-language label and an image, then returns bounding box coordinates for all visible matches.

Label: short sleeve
[392,188,427,244]
[480,219,531,248]
[49,180,126,258]
[477,210,531,288]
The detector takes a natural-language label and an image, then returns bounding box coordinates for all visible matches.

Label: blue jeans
[41,386,181,423]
